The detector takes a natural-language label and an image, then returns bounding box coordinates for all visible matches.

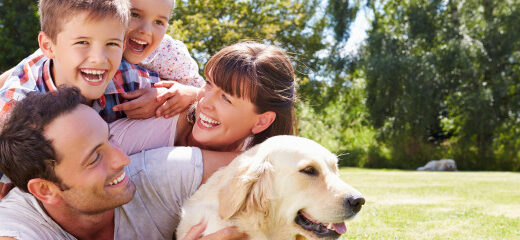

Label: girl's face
[191,77,265,151]
[124,0,172,64]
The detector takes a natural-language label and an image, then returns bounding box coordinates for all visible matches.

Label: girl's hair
[204,41,297,148]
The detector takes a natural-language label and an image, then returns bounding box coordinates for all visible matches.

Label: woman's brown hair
[203,41,297,148]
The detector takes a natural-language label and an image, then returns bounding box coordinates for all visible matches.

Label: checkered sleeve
[0,50,47,119]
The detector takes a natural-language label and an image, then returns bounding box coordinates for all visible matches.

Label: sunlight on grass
[338,168,520,240]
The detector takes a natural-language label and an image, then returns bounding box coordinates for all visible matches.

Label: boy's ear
[38,32,56,59]
[251,111,276,134]
[27,178,61,205]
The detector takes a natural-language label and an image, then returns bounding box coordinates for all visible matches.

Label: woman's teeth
[199,113,220,127]
[108,172,125,186]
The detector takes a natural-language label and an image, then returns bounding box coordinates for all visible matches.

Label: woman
[111,41,297,154]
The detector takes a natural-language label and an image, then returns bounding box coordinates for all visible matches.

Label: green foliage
[361,0,520,170]
[169,0,359,105]
[0,0,40,72]
[298,76,377,167]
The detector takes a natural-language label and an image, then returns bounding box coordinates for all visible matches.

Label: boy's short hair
[38,0,131,42]
[0,87,86,193]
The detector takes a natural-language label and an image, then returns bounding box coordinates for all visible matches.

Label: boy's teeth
[81,69,105,75]
[131,38,147,45]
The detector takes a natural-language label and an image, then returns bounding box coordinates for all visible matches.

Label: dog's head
[219,135,364,239]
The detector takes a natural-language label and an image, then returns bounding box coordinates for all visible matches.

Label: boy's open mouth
[128,38,148,54]
[80,69,107,86]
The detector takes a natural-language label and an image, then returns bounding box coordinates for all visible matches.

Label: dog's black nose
[345,196,365,213]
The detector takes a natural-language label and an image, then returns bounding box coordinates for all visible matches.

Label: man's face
[44,105,135,214]
[48,12,125,102]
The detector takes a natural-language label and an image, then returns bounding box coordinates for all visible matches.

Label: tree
[0,0,40,72]
[169,0,359,104]
[361,0,520,170]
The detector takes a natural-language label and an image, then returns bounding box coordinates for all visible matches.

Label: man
[0,87,244,240]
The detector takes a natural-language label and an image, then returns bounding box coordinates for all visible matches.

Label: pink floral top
[139,35,204,87]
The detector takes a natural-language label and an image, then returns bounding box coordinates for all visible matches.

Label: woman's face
[191,78,263,151]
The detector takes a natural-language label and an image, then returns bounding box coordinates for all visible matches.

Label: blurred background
[1,0,519,171]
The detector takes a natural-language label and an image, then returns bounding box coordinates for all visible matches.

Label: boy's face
[124,0,172,64]
[41,12,125,102]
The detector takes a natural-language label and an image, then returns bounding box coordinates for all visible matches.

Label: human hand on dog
[182,219,247,240]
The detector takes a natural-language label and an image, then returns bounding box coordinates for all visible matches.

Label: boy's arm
[110,60,165,119]
[112,87,168,119]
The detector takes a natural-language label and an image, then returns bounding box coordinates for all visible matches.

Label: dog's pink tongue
[332,222,347,234]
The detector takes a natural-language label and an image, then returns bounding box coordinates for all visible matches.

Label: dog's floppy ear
[218,146,273,220]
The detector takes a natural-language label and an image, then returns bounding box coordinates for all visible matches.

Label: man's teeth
[199,113,220,127]
[327,223,333,230]
[131,38,147,45]
[109,172,125,186]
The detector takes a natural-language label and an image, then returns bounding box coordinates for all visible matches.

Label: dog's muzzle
[294,196,365,238]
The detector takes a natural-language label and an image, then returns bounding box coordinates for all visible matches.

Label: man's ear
[27,178,61,205]
[251,111,276,134]
[38,32,56,59]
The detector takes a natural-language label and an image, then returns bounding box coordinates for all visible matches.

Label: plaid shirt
[0,49,160,123]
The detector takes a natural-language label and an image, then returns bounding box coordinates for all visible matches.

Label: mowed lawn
[338,168,520,240]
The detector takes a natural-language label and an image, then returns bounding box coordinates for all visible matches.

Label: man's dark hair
[0,87,86,192]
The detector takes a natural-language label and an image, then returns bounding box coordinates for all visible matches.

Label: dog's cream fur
[176,136,364,240]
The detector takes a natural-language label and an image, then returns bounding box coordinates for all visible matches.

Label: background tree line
[0,0,518,170]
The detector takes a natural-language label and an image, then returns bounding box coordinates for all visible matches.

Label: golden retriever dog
[176,135,365,240]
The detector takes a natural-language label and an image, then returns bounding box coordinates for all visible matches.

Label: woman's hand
[182,220,247,240]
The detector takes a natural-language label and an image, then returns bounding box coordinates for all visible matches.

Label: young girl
[119,0,203,118]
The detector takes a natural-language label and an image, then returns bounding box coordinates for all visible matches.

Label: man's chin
[118,180,137,205]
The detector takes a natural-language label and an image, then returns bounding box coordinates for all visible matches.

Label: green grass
[338,168,520,240]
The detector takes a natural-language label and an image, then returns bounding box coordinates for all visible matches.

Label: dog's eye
[300,166,318,176]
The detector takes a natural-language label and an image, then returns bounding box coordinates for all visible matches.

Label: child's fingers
[153,81,176,88]
[156,90,177,102]
[120,88,148,99]
[162,106,183,119]
[114,99,143,111]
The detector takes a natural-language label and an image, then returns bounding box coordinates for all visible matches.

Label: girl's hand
[155,82,201,118]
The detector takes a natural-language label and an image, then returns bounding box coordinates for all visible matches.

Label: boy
[0,0,163,123]
[0,0,179,192]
